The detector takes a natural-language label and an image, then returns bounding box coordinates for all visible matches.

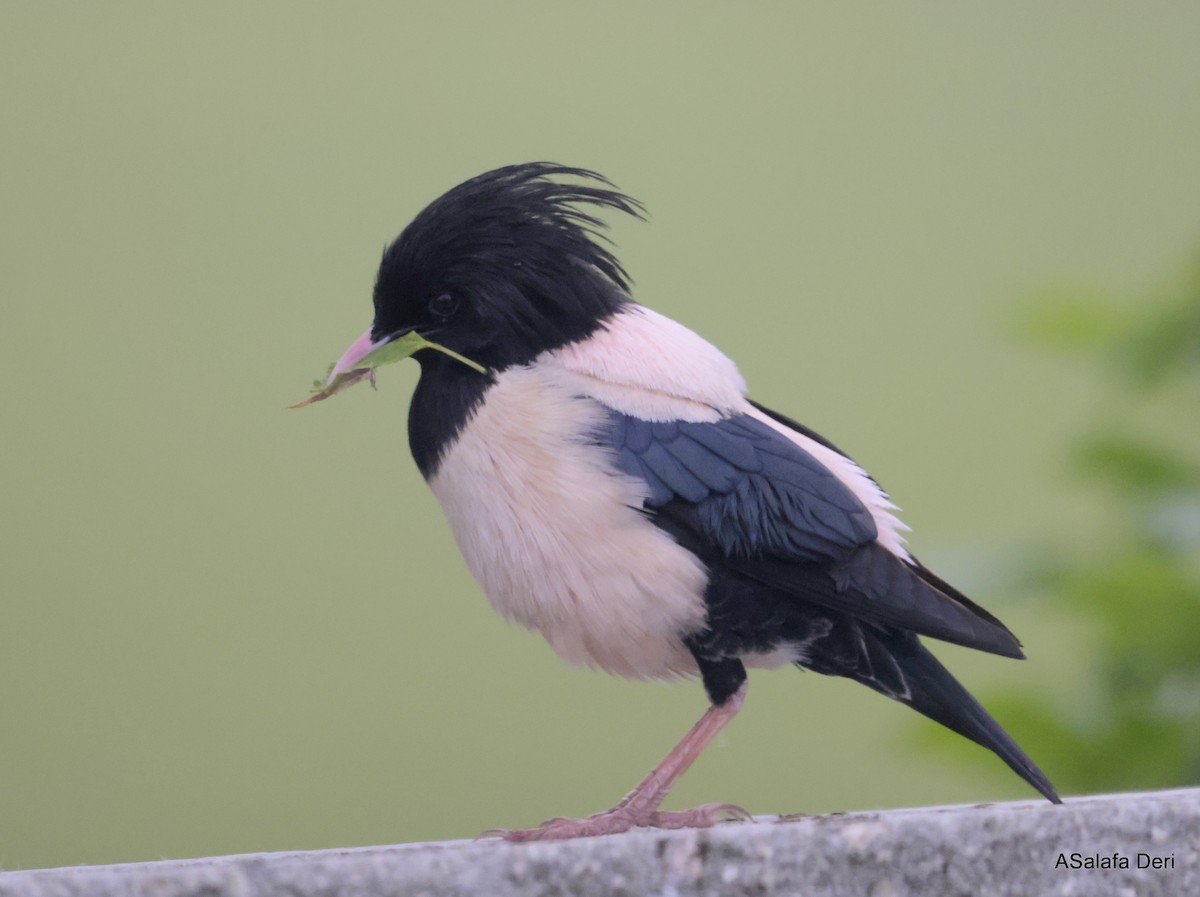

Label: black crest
[372,163,646,369]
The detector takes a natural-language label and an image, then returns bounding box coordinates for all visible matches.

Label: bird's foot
[645,803,753,831]
[484,802,751,842]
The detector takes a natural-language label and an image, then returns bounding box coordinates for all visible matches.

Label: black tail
[806,623,1061,803]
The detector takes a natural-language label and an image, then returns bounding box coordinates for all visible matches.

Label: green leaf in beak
[290,332,485,409]
[357,331,487,374]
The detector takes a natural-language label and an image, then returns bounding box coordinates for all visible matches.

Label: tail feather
[890,636,1060,803]
[806,623,1061,803]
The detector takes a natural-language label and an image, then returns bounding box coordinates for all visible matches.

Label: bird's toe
[648,802,753,830]
[482,801,751,842]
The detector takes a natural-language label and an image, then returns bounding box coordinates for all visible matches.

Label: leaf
[1120,298,1200,387]
[1072,433,1200,493]
[290,331,486,409]
[358,331,487,374]
[289,368,374,408]
[1013,291,1127,351]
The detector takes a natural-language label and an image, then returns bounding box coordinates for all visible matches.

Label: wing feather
[597,405,1022,657]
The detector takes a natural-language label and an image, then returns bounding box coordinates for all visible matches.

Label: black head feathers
[372,163,646,370]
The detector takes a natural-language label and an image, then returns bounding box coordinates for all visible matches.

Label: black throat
[407,352,494,479]
[405,297,632,479]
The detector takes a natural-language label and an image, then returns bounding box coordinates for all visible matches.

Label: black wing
[600,408,1022,658]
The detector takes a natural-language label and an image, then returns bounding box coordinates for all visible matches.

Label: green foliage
[930,253,1200,795]
[292,333,485,408]
[1071,433,1198,495]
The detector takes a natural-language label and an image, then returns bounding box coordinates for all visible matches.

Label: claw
[481,801,751,842]
[482,686,752,843]
[647,802,753,830]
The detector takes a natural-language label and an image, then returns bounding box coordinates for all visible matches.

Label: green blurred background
[2,2,1198,871]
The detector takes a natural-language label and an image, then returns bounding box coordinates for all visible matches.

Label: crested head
[372,163,645,371]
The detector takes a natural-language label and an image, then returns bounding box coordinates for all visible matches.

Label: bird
[301,162,1060,841]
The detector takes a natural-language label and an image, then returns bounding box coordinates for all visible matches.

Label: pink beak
[327,327,385,386]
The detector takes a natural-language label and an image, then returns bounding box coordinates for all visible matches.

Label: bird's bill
[328,326,388,385]
[290,327,417,408]
[291,326,486,409]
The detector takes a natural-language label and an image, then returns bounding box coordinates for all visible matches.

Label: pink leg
[489,683,750,842]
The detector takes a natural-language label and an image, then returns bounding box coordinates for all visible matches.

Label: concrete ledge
[2,789,1197,896]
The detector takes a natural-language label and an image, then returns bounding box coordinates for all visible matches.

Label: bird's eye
[428,292,460,320]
